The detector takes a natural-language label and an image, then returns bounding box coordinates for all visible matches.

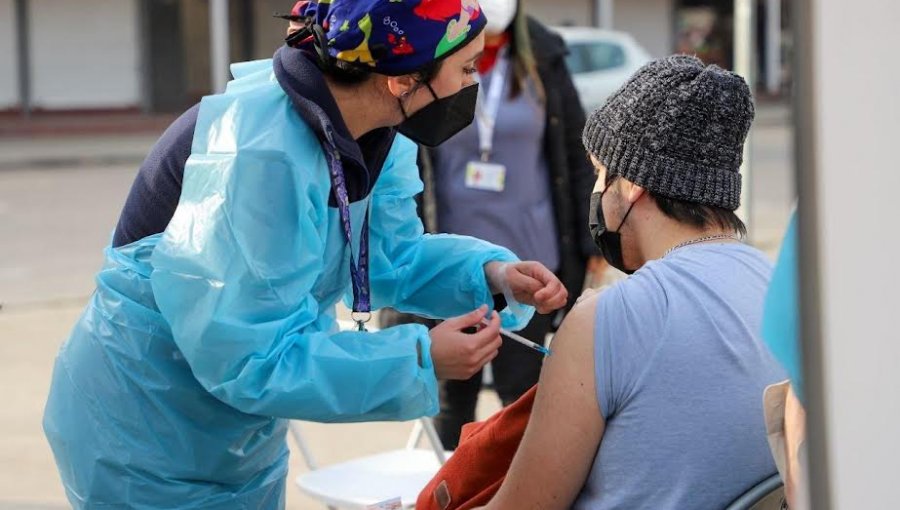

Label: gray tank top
[575,243,786,509]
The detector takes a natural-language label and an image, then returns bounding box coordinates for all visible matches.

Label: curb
[0,154,147,172]
[0,114,176,139]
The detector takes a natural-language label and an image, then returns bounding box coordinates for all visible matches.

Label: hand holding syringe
[427,307,550,381]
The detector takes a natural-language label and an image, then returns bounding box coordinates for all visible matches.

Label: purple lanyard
[325,143,371,330]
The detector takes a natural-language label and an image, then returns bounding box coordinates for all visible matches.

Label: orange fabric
[417,385,537,510]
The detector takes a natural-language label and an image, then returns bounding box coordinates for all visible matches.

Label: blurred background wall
[0,0,790,114]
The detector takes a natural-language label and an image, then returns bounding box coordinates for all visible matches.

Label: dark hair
[319,58,374,85]
[410,59,444,90]
[605,173,747,237]
[505,1,545,102]
[651,193,747,237]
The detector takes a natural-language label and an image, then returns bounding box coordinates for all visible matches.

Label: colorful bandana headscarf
[291,1,308,17]
[289,0,487,76]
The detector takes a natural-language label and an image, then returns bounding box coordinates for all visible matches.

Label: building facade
[0,0,788,114]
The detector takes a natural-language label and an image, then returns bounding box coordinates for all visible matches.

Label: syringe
[481,318,552,356]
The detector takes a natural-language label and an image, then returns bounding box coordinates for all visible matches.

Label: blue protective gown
[43,57,532,509]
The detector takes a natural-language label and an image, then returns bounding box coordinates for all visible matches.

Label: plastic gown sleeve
[366,136,535,330]
[149,147,438,423]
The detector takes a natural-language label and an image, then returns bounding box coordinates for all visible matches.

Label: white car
[552,27,652,113]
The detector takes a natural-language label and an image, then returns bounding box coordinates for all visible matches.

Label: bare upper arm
[484,293,605,510]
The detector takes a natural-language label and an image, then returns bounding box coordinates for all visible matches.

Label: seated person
[472,55,788,509]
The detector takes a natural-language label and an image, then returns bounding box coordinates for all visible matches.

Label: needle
[481,318,552,356]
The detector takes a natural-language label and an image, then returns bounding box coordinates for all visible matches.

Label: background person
[380,0,598,450]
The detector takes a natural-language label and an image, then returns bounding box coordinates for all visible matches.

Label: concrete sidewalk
[0,111,176,138]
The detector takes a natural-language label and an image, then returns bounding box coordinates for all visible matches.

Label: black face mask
[589,185,637,275]
[397,82,479,147]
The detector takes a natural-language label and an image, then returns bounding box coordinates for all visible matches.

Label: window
[564,45,589,74]
[565,41,626,74]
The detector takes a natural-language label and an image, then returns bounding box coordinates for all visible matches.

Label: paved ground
[0,102,794,508]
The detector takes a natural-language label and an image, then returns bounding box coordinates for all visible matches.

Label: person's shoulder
[371,133,422,196]
[562,289,602,334]
[148,103,202,160]
[667,242,774,279]
[672,241,770,262]
[584,270,669,338]
[731,242,775,268]
[546,291,598,376]
[382,133,419,177]
[566,280,666,416]
[565,281,639,336]
[603,268,665,306]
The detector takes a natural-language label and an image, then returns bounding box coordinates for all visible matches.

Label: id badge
[465,161,507,192]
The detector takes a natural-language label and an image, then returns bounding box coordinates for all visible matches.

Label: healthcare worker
[42,1,567,508]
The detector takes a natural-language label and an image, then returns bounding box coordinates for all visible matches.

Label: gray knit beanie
[582,54,754,211]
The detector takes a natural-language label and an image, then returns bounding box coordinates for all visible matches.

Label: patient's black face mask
[397,82,479,147]
[589,182,637,275]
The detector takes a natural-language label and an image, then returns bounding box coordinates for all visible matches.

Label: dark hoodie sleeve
[112,104,200,248]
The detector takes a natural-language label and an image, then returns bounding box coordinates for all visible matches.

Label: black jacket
[418,19,597,314]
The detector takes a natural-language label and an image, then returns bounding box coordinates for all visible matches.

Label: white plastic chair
[289,320,451,509]
[290,418,450,509]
